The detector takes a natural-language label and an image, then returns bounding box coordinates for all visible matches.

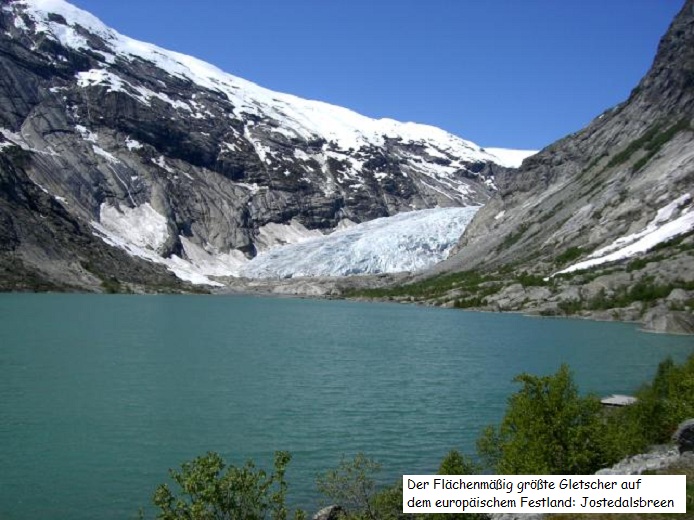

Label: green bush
[555,246,584,266]
[345,270,495,301]
[454,296,485,309]
[151,451,304,520]
[317,450,488,520]
[626,257,649,272]
[100,276,123,294]
[515,272,548,287]
[477,365,613,474]
[498,223,530,251]
[605,119,690,172]
[618,355,694,447]
[431,451,489,520]
[316,453,381,520]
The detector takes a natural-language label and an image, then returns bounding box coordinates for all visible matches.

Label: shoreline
[211,275,694,337]
[3,271,693,336]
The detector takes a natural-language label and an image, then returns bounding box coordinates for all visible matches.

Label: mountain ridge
[0,0,534,290]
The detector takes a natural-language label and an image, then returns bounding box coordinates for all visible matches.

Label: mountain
[375,0,694,333]
[0,0,533,290]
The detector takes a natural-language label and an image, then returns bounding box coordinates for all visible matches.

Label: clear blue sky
[67,0,684,150]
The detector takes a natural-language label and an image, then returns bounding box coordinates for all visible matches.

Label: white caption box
[403,475,686,514]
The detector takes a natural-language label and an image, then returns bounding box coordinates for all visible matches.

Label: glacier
[241,207,480,279]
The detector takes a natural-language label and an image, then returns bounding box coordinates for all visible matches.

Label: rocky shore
[214,265,694,336]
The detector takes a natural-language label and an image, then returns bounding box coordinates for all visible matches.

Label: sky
[65,0,685,151]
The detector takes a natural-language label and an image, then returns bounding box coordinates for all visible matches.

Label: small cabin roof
[601,394,637,406]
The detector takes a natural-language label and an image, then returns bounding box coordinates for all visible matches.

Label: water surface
[0,294,692,519]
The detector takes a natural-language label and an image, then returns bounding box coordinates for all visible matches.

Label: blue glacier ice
[241,207,480,278]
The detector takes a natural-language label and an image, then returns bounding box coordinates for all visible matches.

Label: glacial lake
[0,294,692,519]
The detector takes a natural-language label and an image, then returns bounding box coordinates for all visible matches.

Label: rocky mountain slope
[0,0,532,290]
[369,0,694,333]
[446,0,694,273]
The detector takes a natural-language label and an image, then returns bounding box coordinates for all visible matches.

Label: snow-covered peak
[483,147,537,168]
[13,0,530,163]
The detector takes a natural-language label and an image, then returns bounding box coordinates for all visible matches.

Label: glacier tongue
[241,207,480,278]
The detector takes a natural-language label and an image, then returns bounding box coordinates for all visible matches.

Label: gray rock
[666,288,691,303]
[673,419,694,454]
[596,445,681,475]
[312,505,345,520]
[555,286,581,303]
[641,307,694,335]
[492,514,544,520]
[525,286,552,302]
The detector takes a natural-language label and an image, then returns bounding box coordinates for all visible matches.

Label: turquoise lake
[0,294,692,519]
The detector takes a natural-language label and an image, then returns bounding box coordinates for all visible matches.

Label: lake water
[0,294,692,519]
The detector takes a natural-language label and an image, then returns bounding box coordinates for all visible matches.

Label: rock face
[311,505,345,520]
[444,0,694,274]
[0,149,191,292]
[0,0,531,289]
[673,419,694,453]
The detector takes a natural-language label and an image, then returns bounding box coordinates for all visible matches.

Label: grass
[343,270,496,301]
[100,277,125,294]
[605,120,691,172]
[516,272,548,287]
[555,246,584,266]
[607,124,662,169]
[345,267,553,307]
[497,223,530,251]
[632,119,692,172]
[584,152,607,172]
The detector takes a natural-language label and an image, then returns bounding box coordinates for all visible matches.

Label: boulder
[641,308,694,335]
[666,288,690,304]
[672,418,694,454]
[312,505,345,520]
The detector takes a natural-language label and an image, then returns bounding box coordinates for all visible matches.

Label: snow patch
[76,68,124,91]
[125,137,143,151]
[75,124,97,142]
[76,69,191,113]
[92,203,226,286]
[0,127,59,156]
[99,202,169,253]
[235,182,264,194]
[254,220,325,253]
[92,220,223,287]
[179,237,247,277]
[557,194,694,274]
[14,14,28,30]
[92,145,118,163]
[152,155,174,173]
